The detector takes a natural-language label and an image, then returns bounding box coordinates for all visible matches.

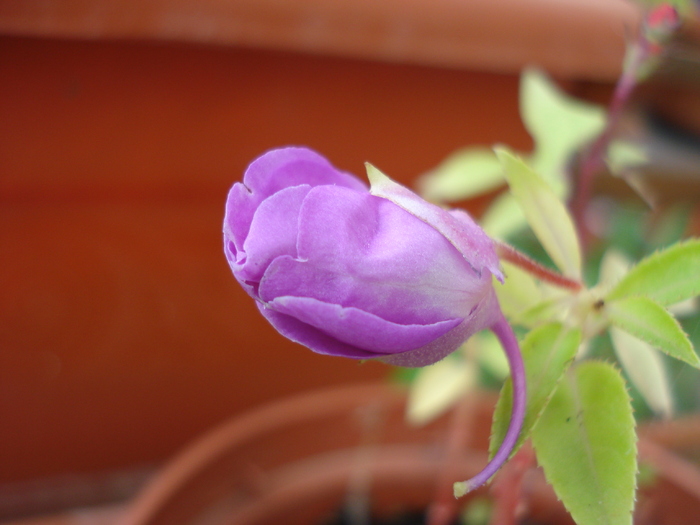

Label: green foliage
[407,59,700,525]
[607,239,700,306]
[497,148,582,278]
[532,362,637,525]
[417,148,503,202]
[490,323,581,458]
[406,355,476,426]
[606,295,699,368]
[610,326,673,416]
[520,69,605,194]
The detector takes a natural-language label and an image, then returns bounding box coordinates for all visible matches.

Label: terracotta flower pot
[119,383,575,525]
[120,382,700,525]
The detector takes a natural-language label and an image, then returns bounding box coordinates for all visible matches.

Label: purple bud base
[453,309,526,498]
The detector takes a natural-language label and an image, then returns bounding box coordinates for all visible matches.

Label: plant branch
[571,4,680,244]
[494,241,583,291]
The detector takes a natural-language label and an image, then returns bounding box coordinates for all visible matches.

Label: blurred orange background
[0,1,631,508]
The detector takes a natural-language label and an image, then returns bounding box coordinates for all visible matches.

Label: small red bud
[644,4,681,45]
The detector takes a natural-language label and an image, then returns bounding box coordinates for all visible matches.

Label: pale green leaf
[607,239,700,306]
[598,249,631,290]
[607,141,647,175]
[516,297,567,328]
[532,362,637,525]
[606,295,699,368]
[490,323,580,459]
[494,260,543,322]
[475,331,509,381]
[610,327,673,417]
[417,148,503,202]
[481,193,527,239]
[521,68,605,194]
[668,297,698,318]
[496,148,582,278]
[406,356,476,426]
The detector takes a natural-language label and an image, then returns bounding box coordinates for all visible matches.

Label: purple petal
[233,185,311,284]
[267,296,462,353]
[378,288,499,367]
[367,163,503,282]
[224,147,366,255]
[258,186,488,324]
[256,302,382,359]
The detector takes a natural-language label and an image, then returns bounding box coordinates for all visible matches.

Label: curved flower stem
[453,310,526,497]
[494,241,583,292]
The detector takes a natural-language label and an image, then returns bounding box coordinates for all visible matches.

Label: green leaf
[417,148,504,202]
[496,148,582,279]
[610,327,673,417]
[532,362,637,525]
[481,193,527,239]
[607,141,647,175]
[607,239,700,307]
[493,260,543,322]
[490,323,580,458]
[406,355,476,426]
[521,69,605,194]
[606,295,699,368]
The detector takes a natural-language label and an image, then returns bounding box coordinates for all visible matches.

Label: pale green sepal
[607,239,700,307]
[606,295,699,368]
[610,327,673,417]
[520,68,605,194]
[532,362,637,525]
[496,148,582,279]
[489,323,580,459]
[417,148,504,202]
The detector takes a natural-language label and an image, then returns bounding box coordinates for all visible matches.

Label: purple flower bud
[224,147,502,367]
[224,146,526,494]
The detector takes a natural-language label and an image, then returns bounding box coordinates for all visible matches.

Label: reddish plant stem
[494,241,583,291]
[572,46,643,246]
[488,445,536,525]
[426,397,476,525]
[572,4,679,247]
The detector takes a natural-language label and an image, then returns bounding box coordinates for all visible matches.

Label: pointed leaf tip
[496,148,582,279]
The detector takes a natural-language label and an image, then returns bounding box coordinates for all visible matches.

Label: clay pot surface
[121,383,700,525]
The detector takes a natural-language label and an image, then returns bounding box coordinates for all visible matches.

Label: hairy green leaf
[417,148,503,202]
[606,296,699,368]
[532,362,637,525]
[490,323,580,458]
[607,239,700,306]
[496,148,582,278]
